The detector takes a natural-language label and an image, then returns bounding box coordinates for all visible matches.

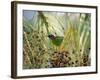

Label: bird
[48,34,63,47]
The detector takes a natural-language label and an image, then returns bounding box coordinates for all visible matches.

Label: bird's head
[48,34,55,40]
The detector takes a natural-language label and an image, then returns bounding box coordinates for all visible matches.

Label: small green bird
[48,34,63,47]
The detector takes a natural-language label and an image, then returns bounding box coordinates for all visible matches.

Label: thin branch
[24,31,34,64]
[23,48,32,65]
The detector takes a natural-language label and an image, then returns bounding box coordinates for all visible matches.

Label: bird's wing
[52,37,63,46]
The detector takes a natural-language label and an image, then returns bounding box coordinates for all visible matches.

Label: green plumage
[51,36,63,46]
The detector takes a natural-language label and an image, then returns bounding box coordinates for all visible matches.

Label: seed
[83,58,87,63]
[83,63,87,66]
[54,51,57,53]
[39,47,42,51]
[42,49,45,52]
[75,60,78,63]
[65,54,68,57]
[36,35,39,38]
[27,32,30,34]
[68,57,71,60]
[72,62,74,64]
[65,51,69,54]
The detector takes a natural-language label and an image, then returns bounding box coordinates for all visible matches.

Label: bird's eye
[48,35,52,38]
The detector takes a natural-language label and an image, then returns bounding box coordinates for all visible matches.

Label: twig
[24,31,34,64]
